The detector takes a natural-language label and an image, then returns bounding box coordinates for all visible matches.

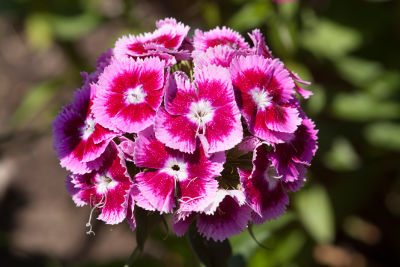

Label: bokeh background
[1,0,399,266]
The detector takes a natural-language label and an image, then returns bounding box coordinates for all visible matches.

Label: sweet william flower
[134,126,224,214]
[173,189,252,241]
[53,84,120,174]
[66,142,132,224]
[193,26,250,54]
[248,29,313,98]
[238,144,289,225]
[155,65,243,154]
[54,18,319,244]
[92,57,165,133]
[231,55,302,144]
[114,18,190,66]
[268,116,318,182]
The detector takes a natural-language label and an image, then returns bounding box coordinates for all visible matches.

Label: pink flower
[114,18,190,66]
[193,26,250,53]
[155,65,243,154]
[92,57,165,133]
[238,144,289,225]
[193,45,246,69]
[248,29,312,98]
[66,142,132,224]
[173,189,252,241]
[133,127,223,214]
[230,55,302,144]
[53,85,120,174]
[268,117,318,182]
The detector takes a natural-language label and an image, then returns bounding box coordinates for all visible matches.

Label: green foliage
[295,185,335,243]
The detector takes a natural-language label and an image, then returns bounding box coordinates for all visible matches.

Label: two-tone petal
[92,57,165,133]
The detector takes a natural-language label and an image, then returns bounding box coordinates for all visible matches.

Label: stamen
[124,85,147,104]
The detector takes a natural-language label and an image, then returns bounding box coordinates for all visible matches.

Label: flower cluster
[54,18,318,241]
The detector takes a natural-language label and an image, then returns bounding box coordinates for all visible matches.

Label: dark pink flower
[193,45,246,69]
[238,144,289,224]
[231,55,302,144]
[248,29,312,98]
[155,66,243,154]
[268,117,318,182]
[173,189,252,241]
[114,18,190,66]
[133,127,223,214]
[193,26,249,53]
[66,142,132,224]
[92,57,165,133]
[53,85,119,174]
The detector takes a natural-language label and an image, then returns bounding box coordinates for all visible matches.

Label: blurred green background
[0,0,399,266]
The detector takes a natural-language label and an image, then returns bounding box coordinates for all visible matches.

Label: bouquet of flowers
[53,18,317,245]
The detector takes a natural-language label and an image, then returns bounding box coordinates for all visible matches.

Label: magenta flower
[231,55,302,144]
[193,26,250,53]
[248,29,312,98]
[155,66,243,154]
[114,18,190,66]
[92,57,165,133]
[53,85,119,174]
[66,142,132,224]
[193,45,246,69]
[238,144,289,225]
[268,117,318,182]
[133,127,223,214]
[173,189,252,241]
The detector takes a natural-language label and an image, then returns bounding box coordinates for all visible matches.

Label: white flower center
[124,85,147,104]
[187,100,214,134]
[80,115,96,140]
[95,173,118,194]
[264,165,282,190]
[250,87,272,110]
[163,157,188,182]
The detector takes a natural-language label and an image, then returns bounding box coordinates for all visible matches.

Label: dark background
[0,0,399,266]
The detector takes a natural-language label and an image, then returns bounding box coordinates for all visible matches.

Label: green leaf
[301,18,362,59]
[228,2,272,32]
[331,93,400,121]
[295,184,335,243]
[202,2,221,28]
[12,80,59,125]
[364,122,400,151]
[247,229,306,267]
[335,57,383,87]
[188,223,232,267]
[25,13,53,50]
[49,13,100,40]
[306,85,326,115]
[323,137,361,171]
[230,212,294,260]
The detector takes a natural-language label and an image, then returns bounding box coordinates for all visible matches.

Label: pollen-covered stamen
[124,85,147,104]
[250,87,273,110]
[163,157,188,181]
[80,115,96,140]
[96,173,118,194]
[263,164,282,190]
[187,100,215,135]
